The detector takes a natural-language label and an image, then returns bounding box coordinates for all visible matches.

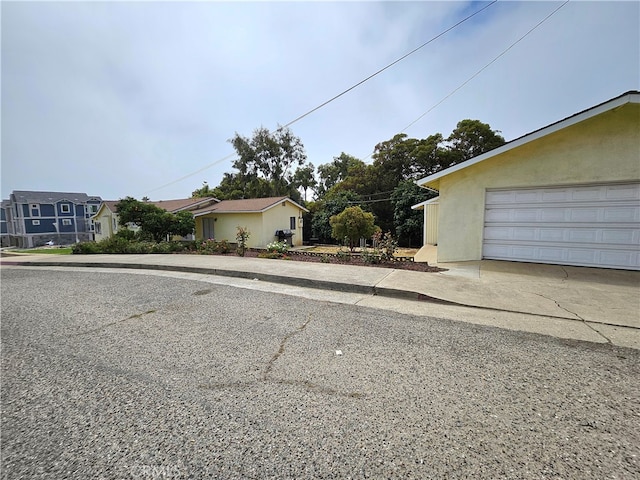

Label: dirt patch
[226,249,445,273]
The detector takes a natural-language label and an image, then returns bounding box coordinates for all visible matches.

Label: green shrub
[72,242,102,254]
[199,239,231,254]
[336,248,352,262]
[257,251,284,259]
[361,248,381,264]
[266,241,289,255]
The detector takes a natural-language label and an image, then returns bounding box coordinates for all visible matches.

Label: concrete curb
[1,259,613,323]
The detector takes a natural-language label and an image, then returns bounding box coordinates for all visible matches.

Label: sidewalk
[2,253,639,349]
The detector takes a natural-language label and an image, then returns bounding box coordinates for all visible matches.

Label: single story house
[92,197,219,241]
[414,91,640,270]
[191,196,309,248]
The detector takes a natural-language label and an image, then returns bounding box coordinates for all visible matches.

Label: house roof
[192,196,308,217]
[10,190,102,204]
[150,197,219,212]
[416,90,640,190]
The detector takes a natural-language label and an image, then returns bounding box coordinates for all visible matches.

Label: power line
[400,0,570,133]
[280,0,498,130]
[359,0,570,162]
[143,1,498,196]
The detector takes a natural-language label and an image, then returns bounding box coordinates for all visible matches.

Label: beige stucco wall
[432,103,640,262]
[195,202,305,247]
[93,208,118,242]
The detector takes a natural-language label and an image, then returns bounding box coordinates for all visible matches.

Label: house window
[32,220,40,226]
[290,216,296,230]
[89,205,98,214]
[61,204,71,213]
[95,222,102,234]
[30,204,40,217]
[62,219,72,226]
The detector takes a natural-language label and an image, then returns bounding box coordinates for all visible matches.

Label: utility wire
[143,1,498,196]
[360,0,570,162]
[399,0,570,133]
[280,0,498,130]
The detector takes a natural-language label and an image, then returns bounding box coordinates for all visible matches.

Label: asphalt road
[2,268,639,479]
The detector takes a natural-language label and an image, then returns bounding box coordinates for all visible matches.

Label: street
[1,267,639,479]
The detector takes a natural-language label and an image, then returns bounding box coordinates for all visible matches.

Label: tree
[115,197,195,243]
[329,206,378,251]
[228,126,308,200]
[310,190,360,243]
[391,180,433,247]
[446,119,506,164]
[316,153,365,196]
[192,181,216,198]
[291,163,316,202]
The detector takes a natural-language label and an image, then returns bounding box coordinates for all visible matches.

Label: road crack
[262,315,313,381]
[72,309,157,336]
[534,293,612,344]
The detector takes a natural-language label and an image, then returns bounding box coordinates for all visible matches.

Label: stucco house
[414,91,640,271]
[192,196,309,248]
[92,197,219,241]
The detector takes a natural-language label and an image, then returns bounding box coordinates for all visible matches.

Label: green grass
[14,248,73,255]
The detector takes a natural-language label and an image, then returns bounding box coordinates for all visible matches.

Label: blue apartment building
[4,191,102,248]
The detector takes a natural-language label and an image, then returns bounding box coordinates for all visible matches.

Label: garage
[483,183,640,270]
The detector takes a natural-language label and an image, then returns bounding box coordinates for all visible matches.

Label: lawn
[13,248,73,255]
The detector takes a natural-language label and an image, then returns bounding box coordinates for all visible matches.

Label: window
[89,205,98,214]
[62,219,72,226]
[290,216,296,230]
[32,220,40,226]
[95,222,102,234]
[61,204,71,213]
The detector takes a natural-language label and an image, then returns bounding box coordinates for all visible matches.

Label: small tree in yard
[329,206,377,251]
[236,226,250,256]
[116,197,195,243]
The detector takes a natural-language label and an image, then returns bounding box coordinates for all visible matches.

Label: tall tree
[310,190,360,243]
[391,180,433,247]
[229,126,308,199]
[316,153,365,196]
[291,163,316,202]
[446,119,506,164]
[192,181,216,198]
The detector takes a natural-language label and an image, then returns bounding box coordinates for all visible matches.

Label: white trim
[411,196,440,210]
[416,92,640,188]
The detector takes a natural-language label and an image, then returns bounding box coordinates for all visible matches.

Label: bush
[257,251,284,259]
[72,242,102,254]
[236,226,250,257]
[199,239,231,254]
[361,248,381,264]
[266,241,289,255]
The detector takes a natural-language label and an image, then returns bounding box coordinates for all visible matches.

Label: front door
[202,218,215,240]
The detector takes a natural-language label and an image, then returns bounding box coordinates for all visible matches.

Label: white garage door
[483,183,640,270]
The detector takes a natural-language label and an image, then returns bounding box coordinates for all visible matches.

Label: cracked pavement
[2,268,639,479]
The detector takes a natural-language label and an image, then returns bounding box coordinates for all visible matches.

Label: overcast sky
[2,1,638,201]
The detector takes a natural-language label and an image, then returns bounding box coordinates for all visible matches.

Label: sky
[2,1,639,202]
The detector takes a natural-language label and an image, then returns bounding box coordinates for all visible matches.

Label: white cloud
[2,1,638,200]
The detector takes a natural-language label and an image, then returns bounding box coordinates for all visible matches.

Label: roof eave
[415,91,640,188]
